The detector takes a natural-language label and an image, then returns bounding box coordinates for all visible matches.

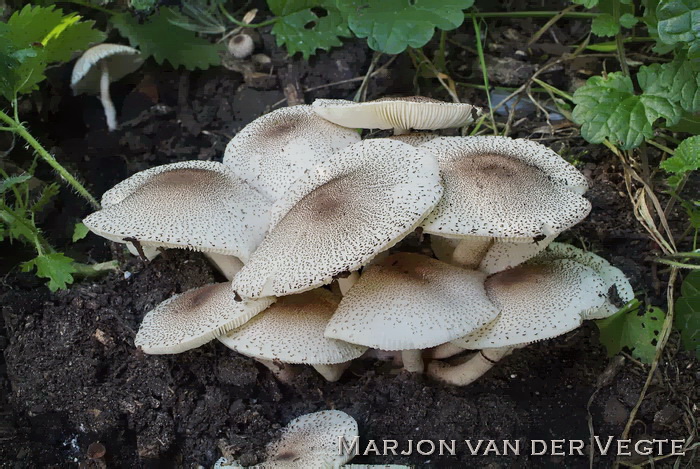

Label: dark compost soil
[1,7,698,469]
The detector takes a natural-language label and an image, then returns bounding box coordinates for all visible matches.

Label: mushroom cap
[84,160,270,263]
[223,105,360,201]
[71,43,143,95]
[232,139,443,299]
[387,132,439,146]
[228,33,254,59]
[135,282,274,354]
[421,136,591,239]
[479,235,556,274]
[325,253,499,351]
[262,410,358,468]
[312,96,480,131]
[219,289,366,364]
[452,259,607,349]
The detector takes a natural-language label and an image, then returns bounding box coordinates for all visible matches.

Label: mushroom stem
[337,271,359,295]
[393,127,410,135]
[312,363,350,382]
[401,349,424,373]
[205,253,244,281]
[426,346,515,386]
[428,342,466,360]
[255,358,298,383]
[451,237,493,268]
[99,61,117,131]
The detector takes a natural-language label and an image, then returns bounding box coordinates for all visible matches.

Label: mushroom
[71,44,144,131]
[228,33,254,59]
[219,289,367,382]
[312,96,481,134]
[420,136,590,269]
[261,410,358,468]
[427,258,612,386]
[387,132,439,146]
[135,282,274,354]
[223,105,360,201]
[83,160,270,264]
[325,253,498,373]
[231,139,443,299]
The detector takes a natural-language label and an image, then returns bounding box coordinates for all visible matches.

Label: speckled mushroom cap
[421,136,591,239]
[325,253,498,351]
[134,282,274,354]
[262,410,359,468]
[388,132,439,146]
[71,44,143,95]
[84,161,270,263]
[222,105,360,201]
[533,242,634,318]
[452,259,607,349]
[479,236,556,274]
[232,139,443,299]
[218,289,366,364]
[312,97,480,132]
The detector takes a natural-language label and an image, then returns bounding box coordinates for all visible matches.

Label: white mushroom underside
[135,282,274,354]
[325,253,499,350]
[232,139,443,298]
[84,161,270,263]
[71,43,143,95]
[222,105,360,201]
[219,290,366,364]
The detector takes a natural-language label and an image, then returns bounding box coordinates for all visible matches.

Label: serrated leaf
[637,52,700,113]
[0,174,31,194]
[597,305,666,363]
[675,271,700,358]
[268,0,351,59]
[30,182,59,214]
[111,8,223,70]
[72,222,89,242]
[660,136,700,174]
[572,72,681,149]
[619,12,639,28]
[339,0,473,54]
[591,13,620,36]
[656,0,700,58]
[572,0,600,7]
[21,252,77,291]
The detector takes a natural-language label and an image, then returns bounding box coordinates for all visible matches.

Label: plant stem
[219,5,278,28]
[613,1,631,76]
[0,109,100,209]
[471,14,498,135]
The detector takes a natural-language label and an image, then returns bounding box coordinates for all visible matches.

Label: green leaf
[72,222,89,242]
[21,253,77,291]
[597,305,666,363]
[112,8,223,70]
[572,72,681,149]
[339,0,474,54]
[637,52,700,113]
[656,0,700,58]
[29,182,59,214]
[0,174,31,194]
[660,136,700,174]
[268,0,352,59]
[572,0,600,7]
[619,12,639,28]
[591,13,620,36]
[675,271,700,358]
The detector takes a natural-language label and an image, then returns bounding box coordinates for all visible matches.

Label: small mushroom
[228,33,254,59]
[135,282,274,354]
[313,96,481,134]
[219,290,367,382]
[71,44,144,131]
[231,139,443,299]
[261,410,359,468]
[325,253,498,373]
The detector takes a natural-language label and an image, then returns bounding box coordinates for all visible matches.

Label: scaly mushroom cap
[219,290,366,364]
[452,259,607,349]
[84,161,270,263]
[71,43,143,95]
[325,253,498,351]
[223,105,360,200]
[312,97,480,131]
[262,410,358,468]
[479,235,556,274]
[421,136,591,239]
[388,132,439,146]
[232,139,443,298]
[135,282,274,354]
[533,242,634,318]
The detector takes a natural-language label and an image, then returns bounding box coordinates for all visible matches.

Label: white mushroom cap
[312,97,480,132]
[452,259,607,349]
[228,33,254,59]
[232,139,443,299]
[262,410,358,468]
[219,289,367,364]
[387,132,439,146]
[223,105,360,201]
[71,43,143,95]
[421,136,590,239]
[325,253,498,351]
[479,235,556,274]
[84,160,270,263]
[533,242,634,318]
[135,282,274,354]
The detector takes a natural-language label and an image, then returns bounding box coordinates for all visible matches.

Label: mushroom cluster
[84,96,633,386]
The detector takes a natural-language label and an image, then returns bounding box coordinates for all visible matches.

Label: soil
[1,3,698,469]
